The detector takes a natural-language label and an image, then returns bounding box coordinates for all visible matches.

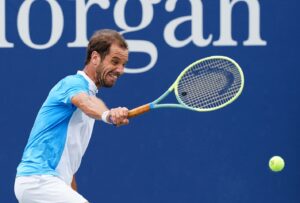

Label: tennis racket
[128,56,244,118]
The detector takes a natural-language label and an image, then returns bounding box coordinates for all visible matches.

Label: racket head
[173,56,244,112]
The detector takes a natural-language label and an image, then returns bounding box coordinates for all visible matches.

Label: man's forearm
[71,93,108,120]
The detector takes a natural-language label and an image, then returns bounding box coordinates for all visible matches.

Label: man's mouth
[108,72,120,80]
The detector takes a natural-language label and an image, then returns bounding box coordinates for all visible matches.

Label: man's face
[95,44,128,87]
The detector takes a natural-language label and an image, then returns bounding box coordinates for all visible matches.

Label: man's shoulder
[50,73,89,95]
[61,73,88,87]
[63,73,85,82]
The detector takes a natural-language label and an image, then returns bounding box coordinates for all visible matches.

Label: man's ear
[91,51,101,67]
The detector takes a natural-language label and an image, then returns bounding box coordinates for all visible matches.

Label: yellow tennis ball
[269,156,285,172]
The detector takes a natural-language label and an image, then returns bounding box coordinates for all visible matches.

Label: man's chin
[103,81,115,88]
[103,84,113,88]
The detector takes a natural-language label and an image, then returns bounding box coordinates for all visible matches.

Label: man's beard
[96,64,114,88]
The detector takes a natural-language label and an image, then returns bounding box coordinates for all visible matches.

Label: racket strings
[186,82,241,108]
[182,68,240,107]
[179,60,235,97]
[182,61,241,108]
[185,67,241,106]
[177,59,242,109]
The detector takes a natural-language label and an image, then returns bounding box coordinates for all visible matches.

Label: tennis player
[14,29,129,203]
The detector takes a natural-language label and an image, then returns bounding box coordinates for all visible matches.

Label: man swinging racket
[15,29,129,203]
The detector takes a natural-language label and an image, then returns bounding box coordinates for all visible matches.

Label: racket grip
[128,104,151,118]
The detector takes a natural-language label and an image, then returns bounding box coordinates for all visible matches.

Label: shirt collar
[77,70,98,94]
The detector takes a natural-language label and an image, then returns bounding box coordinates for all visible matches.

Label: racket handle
[128,104,151,118]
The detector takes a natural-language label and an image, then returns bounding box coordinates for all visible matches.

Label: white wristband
[101,110,112,124]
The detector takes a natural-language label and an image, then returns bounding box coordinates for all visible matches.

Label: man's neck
[83,65,100,88]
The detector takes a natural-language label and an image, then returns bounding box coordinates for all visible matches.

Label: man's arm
[71,92,129,126]
[71,92,108,120]
[71,175,77,191]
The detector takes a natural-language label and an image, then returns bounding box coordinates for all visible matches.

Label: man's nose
[116,65,125,75]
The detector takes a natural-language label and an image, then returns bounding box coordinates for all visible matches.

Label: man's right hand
[108,107,129,126]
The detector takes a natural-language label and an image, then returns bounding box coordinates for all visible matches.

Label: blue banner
[1,1,299,203]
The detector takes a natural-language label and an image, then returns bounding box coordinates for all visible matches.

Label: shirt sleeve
[52,75,89,105]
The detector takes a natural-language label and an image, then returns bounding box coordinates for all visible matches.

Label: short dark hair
[85,29,128,65]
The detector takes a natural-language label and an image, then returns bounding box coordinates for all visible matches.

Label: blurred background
[1,0,299,202]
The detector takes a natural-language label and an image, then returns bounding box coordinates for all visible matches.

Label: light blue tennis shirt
[17,71,98,185]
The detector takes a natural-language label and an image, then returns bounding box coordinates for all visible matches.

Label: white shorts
[14,175,88,203]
